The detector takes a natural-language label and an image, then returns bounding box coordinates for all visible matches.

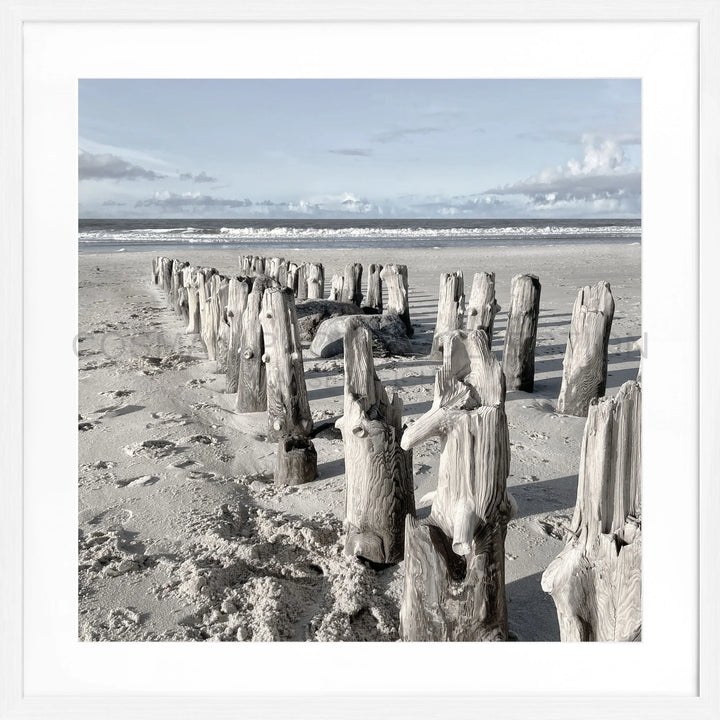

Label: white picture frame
[2,2,719,718]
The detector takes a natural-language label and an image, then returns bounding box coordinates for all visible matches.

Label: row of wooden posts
[432,270,616,417]
[151,254,640,642]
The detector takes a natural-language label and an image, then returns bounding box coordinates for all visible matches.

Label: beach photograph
[77,79,642,642]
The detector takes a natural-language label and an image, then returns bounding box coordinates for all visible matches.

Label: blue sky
[79,79,640,219]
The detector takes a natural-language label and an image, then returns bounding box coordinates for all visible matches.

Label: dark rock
[309,314,413,358]
[295,300,362,341]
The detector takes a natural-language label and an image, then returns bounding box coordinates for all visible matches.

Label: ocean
[78,218,641,254]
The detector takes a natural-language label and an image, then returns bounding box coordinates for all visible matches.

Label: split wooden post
[335,318,415,564]
[400,329,512,641]
[260,286,314,441]
[171,260,190,319]
[430,271,465,359]
[501,273,541,392]
[266,257,284,282]
[197,268,217,357]
[305,262,325,300]
[160,257,173,294]
[236,276,269,413]
[208,275,230,371]
[296,264,308,300]
[542,381,641,641]
[252,256,266,276]
[286,262,300,296]
[467,271,500,343]
[225,276,252,394]
[557,282,615,416]
[329,273,344,301]
[381,264,412,336]
[361,263,383,313]
[239,255,254,276]
[341,262,363,305]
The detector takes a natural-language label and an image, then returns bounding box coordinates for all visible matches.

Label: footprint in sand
[92,404,145,419]
[123,439,178,458]
[99,389,134,399]
[79,421,95,431]
[116,475,160,488]
[147,411,189,428]
[182,434,222,446]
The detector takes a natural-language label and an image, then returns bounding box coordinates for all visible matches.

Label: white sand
[78,242,641,641]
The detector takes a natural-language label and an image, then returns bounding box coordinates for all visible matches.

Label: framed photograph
[2,2,718,718]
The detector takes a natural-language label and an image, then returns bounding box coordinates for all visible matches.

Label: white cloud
[484,135,640,214]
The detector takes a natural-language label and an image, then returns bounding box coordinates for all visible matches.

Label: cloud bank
[79,151,166,181]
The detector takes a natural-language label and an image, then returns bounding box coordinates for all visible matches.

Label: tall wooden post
[335,318,415,564]
[557,282,615,416]
[260,287,314,441]
[400,329,512,641]
[160,257,173,294]
[305,262,325,300]
[361,263,383,313]
[296,264,308,300]
[183,267,201,334]
[226,276,252,394]
[236,276,269,413]
[542,381,641,642]
[341,263,363,305]
[501,273,541,392]
[286,262,300,296]
[252,256,266,276]
[381,264,412,336]
[467,271,500,343]
[430,271,465,359]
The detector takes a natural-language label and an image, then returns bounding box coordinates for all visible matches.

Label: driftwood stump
[275,435,317,485]
[430,271,465,359]
[501,273,541,392]
[557,282,615,416]
[381,264,412,336]
[286,262,300,296]
[329,274,344,302]
[467,271,500,343]
[335,318,415,564]
[400,329,512,641]
[305,262,325,300]
[260,287,314,441]
[361,263,383,313]
[236,276,269,413]
[542,381,641,641]
[225,276,252,394]
[341,263,363,305]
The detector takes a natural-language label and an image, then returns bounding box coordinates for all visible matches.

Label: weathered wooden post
[305,262,325,300]
[361,263,383,313]
[542,381,641,642]
[286,262,300,295]
[152,257,160,285]
[239,255,253,276]
[381,264,412,336]
[467,271,500,343]
[225,276,252,394]
[197,268,216,357]
[160,257,173,294]
[430,271,465,359]
[275,435,318,486]
[183,267,201,334]
[501,273,541,392]
[260,287,314,441]
[335,318,415,564]
[329,274,344,301]
[236,276,269,413]
[296,264,308,300]
[209,275,230,370]
[252,256,266,276]
[557,281,615,416]
[341,263,363,305]
[400,329,513,641]
[171,260,189,318]
[266,257,284,282]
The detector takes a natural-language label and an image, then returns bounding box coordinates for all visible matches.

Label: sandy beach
[78,241,641,642]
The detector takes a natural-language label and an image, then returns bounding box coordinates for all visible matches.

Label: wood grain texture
[380,263,412,336]
[557,281,615,416]
[225,276,252,394]
[541,381,641,642]
[335,317,415,564]
[400,329,511,640]
[260,286,313,441]
[341,262,363,305]
[183,266,201,334]
[236,275,269,413]
[430,271,465,359]
[361,263,383,312]
[501,273,541,392]
[466,271,500,342]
